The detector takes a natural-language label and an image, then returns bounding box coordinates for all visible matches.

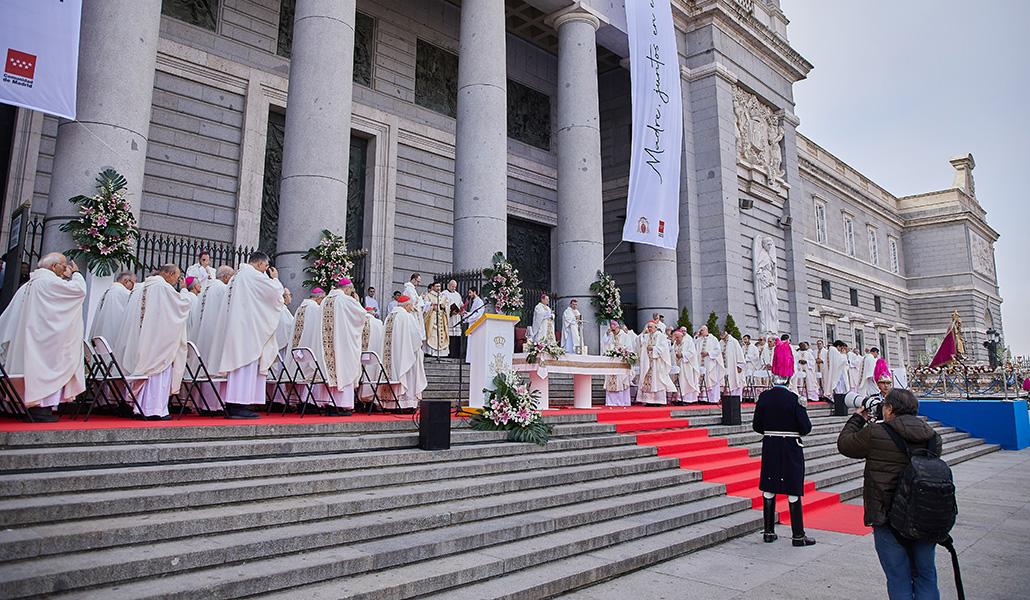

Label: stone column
[636,245,679,327]
[275,0,356,297]
[452,0,507,272]
[43,0,162,256]
[551,8,606,352]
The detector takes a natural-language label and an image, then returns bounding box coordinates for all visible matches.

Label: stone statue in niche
[732,85,786,183]
[752,236,779,335]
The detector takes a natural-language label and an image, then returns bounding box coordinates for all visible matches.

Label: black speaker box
[833,393,849,417]
[722,394,741,426]
[418,400,451,450]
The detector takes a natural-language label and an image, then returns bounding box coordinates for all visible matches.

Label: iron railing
[433,268,553,328]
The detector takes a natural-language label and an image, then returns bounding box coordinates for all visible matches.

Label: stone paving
[558,447,1030,600]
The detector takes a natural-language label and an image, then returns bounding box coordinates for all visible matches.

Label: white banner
[0,0,82,120]
[623,0,682,250]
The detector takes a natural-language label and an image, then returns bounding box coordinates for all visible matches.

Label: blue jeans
[872,525,940,600]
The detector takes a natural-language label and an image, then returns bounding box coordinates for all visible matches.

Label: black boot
[762,495,778,543]
[789,500,816,546]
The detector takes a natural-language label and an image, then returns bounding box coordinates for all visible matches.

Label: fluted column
[43,0,162,256]
[275,0,356,297]
[552,9,605,352]
[452,0,508,272]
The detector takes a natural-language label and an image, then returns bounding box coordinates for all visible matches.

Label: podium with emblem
[466,314,520,408]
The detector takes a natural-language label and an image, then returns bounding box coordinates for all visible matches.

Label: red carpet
[0,411,421,432]
[597,406,872,536]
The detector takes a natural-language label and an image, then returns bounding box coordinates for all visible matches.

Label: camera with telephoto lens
[844,391,883,422]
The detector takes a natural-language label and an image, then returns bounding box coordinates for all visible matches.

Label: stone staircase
[0,414,761,599]
[423,358,606,406]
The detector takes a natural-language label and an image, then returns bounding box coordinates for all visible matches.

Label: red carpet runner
[593,406,871,536]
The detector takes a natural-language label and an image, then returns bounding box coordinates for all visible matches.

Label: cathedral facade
[0,0,1002,365]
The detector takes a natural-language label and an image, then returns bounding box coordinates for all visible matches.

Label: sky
[779,0,1030,356]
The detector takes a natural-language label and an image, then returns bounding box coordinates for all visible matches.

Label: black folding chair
[358,350,402,414]
[177,341,228,420]
[265,352,300,414]
[0,360,31,422]
[290,347,340,417]
[70,340,106,420]
[88,336,146,420]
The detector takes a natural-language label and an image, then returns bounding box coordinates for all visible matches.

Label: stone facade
[0,0,1002,365]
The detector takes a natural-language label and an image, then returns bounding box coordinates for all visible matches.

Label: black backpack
[883,422,964,600]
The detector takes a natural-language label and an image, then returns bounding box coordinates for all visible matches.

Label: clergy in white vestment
[283,287,325,383]
[816,340,830,397]
[216,252,283,418]
[185,250,216,284]
[847,348,863,393]
[795,341,820,402]
[721,331,746,397]
[463,288,487,363]
[636,321,676,405]
[602,321,633,406]
[0,253,86,422]
[315,278,368,415]
[695,326,724,404]
[561,299,583,354]
[671,329,700,405]
[185,265,234,412]
[422,281,450,358]
[531,294,556,344]
[274,288,295,364]
[826,341,851,397]
[381,295,427,410]
[89,271,135,347]
[364,286,380,319]
[742,334,761,380]
[402,273,426,323]
[859,348,880,396]
[356,307,385,407]
[115,264,191,419]
[443,279,463,358]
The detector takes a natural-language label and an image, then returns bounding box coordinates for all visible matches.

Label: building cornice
[799,157,904,227]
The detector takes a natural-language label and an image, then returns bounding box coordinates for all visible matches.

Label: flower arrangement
[604,345,638,366]
[481,251,524,316]
[589,270,623,324]
[60,169,141,276]
[469,368,552,445]
[301,229,353,291]
[525,339,566,365]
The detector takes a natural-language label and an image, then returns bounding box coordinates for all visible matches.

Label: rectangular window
[889,237,900,274]
[850,288,859,307]
[162,0,219,31]
[868,228,879,265]
[900,336,909,365]
[843,215,855,256]
[815,201,827,244]
[874,295,882,312]
[821,279,831,300]
[879,332,889,363]
[855,329,864,353]
[825,323,837,343]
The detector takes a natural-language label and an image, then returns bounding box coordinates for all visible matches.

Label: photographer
[837,387,943,599]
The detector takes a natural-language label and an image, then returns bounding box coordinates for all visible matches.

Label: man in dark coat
[752,339,815,546]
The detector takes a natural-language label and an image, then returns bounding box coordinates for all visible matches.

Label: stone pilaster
[552,8,605,352]
[275,0,357,300]
[452,0,508,272]
[43,0,162,256]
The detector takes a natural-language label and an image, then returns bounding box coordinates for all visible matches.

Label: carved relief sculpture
[752,236,779,335]
[732,85,786,183]
[969,231,996,279]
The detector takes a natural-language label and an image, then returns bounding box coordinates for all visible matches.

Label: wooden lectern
[466,314,519,408]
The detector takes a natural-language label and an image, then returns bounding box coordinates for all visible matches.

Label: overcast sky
[779,0,1030,357]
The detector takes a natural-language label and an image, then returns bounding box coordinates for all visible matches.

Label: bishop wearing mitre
[315,278,367,415]
[189,265,233,348]
[0,253,86,422]
[89,271,136,345]
[672,328,701,405]
[721,331,746,398]
[115,264,191,420]
[636,320,676,405]
[602,320,632,407]
[696,325,724,404]
[381,295,427,410]
[531,294,556,344]
[561,299,583,354]
[216,252,283,419]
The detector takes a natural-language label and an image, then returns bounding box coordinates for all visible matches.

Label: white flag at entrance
[0,0,82,120]
[622,0,682,250]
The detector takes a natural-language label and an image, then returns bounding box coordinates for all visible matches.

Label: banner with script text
[622,0,682,250]
[0,0,82,120]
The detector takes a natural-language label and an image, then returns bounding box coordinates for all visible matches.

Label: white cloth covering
[275,304,295,353]
[357,311,386,405]
[381,307,427,409]
[0,269,86,407]
[673,336,700,403]
[531,302,555,343]
[722,335,746,396]
[285,299,322,380]
[561,306,583,353]
[216,263,284,378]
[603,329,633,406]
[135,364,173,418]
[637,331,676,404]
[696,333,724,397]
[90,283,131,346]
[225,360,264,405]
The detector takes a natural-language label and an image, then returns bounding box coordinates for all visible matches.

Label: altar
[512,353,632,410]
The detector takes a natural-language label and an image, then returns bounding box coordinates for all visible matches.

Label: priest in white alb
[721,331,746,398]
[859,347,880,396]
[315,278,367,415]
[636,321,676,405]
[355,306,385,409]
[848,347,863,393]
[89,271,135,346]
[115,264,191,419]
[422,280,450,357]
[815,340,829,398]
[284,287,325,382]
[671,328,700,405]
[216,252,283,419]
[695,326,724,404]
[561,299,583,354]
[443,279,463,358]
[602,320,633,406]
[531,294,556,344]
[402,273,426,330]
[795,341,820,402]
[463,288,487,363]
[827,340,851,401]
[274,287,295,366]
[381,295,427,410]
[0,253,86,422]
